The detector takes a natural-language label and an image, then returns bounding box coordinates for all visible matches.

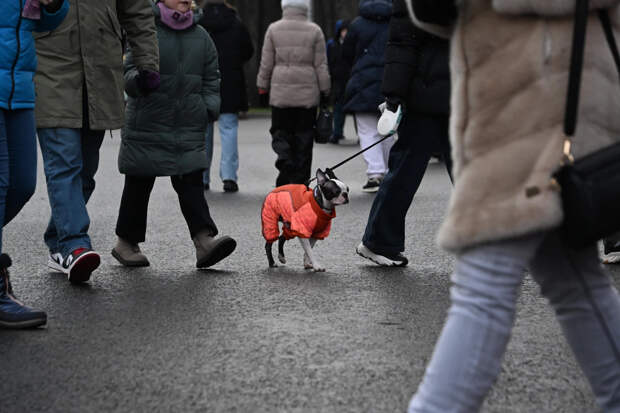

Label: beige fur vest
[436,0,620,251]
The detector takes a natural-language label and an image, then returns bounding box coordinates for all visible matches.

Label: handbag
[553,0,620,248]
[315,106,334,144]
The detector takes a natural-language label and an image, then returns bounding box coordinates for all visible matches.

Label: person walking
[356,0,452,267]
[112,0,237,270]
[34,0,159,284]
[404,1,620,411]
[343,0,394,193]
[326,19,351,144]
[199,0,254,193]
[257,0,331,187]
[0,0,68,328]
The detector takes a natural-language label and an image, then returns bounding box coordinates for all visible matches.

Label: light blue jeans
[410,231,620,412]
[204,113,239,186]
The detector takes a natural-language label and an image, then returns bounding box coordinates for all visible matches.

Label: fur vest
[435,0,620,251]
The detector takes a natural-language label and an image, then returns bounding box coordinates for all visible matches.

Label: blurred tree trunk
[202,0,360,107]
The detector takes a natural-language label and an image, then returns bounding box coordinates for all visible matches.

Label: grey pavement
[1,114,618,413]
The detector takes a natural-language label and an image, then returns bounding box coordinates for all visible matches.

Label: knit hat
[281,0,310,10]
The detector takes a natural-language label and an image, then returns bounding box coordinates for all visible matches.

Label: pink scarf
[157,3,194,30]
[22,0,41,20]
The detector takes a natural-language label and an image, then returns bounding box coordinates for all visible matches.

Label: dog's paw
[304,254,312,269]
[313,264,326,272]
[269,262,279,268]
[278,254,286,264]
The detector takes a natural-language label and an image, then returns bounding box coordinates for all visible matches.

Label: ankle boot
[0,254,47,329]
[111,238,150,267]
[192,231,237,268]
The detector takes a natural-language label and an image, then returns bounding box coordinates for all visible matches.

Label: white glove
[377,101,403,137]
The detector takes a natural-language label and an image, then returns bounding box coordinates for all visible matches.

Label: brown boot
[111,238,150,267]
[192,231,237,268]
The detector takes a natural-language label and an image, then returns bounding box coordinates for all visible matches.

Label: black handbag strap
[565,1,620,137]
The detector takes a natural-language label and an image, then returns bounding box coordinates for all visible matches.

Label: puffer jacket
[34,0,159,130]
[118,5,220,177]
[262,184,336,243]
[0,0,69,110]
[199,2,254,113]
[409,0,620,251]
[257,6,330,109]
[382,0,450,116]
[343,0,392,113]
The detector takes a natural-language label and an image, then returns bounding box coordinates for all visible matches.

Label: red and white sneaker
[62,248,100,283]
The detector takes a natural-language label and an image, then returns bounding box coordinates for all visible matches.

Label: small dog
[261,169,349,272]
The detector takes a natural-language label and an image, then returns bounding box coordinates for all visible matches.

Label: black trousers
[115,171,218,244]
[362,112,453,256]
[270,107,316,186]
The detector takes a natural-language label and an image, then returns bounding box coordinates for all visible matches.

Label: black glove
[385,96,403,113]
[136,69,161,96]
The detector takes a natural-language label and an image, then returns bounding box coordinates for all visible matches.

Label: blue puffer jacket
[0,0,69,110]
[342,0,392,114]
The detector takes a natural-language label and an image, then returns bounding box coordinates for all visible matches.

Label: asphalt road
[1,115,618,413]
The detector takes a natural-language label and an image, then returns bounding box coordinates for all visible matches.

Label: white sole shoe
[603,252,620,264]
[47,253,65,273]
[356,242,408,267]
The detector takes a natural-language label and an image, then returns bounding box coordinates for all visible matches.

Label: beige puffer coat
[257,6,330,108]
[433,0,620,251]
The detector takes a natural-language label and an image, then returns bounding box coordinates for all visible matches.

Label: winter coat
[118,5,220,177]
[257,7,331,109]
[262,184,336,243]
[199,3,253,114]
[327,20,351,102]
[1,0,69,110]
[382,0,450,116]
[34,0,159,130]
[409,0,620,251]
[342,0,392,114]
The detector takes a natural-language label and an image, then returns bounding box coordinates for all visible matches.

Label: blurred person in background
[199,0,254,193]
[326,19,351,144]
[343,0,394,193]
[257,0,330,187]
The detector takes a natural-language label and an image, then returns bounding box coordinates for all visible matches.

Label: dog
[261,169,349,272]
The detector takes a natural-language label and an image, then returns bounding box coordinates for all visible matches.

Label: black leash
[307,134,394,185]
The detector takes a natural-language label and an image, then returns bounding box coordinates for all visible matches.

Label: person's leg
[361,114,442,259]
[115,175,156,244]
[332,101,345,140]
[37,127,92,257]
[3,109,37,227]
[170,171,218,238]
[530,232,620,410]
[203,122,214,189]
[292,107,316,184]
[355,113,387,178]
[171,171,236,268]
[80,127,105,205]
[218,113,239,184]
[409,234,544,412]
[0,109,46,328]
[270,107,295,187]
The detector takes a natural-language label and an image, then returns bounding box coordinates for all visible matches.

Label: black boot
[0,254,47,329]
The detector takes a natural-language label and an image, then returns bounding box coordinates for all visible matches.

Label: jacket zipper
[8,0,24,110]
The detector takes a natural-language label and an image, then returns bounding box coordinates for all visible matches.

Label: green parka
[118,5,220,177]
[34,0,159,130]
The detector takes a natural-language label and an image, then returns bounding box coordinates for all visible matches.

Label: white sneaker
[603,240,620,264]
[356,242,408,267]
[47,253,65,273]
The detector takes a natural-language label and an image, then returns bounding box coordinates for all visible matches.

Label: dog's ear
[316,169,327,185]
[325,168,337,180]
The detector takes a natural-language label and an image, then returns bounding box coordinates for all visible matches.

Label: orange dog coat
[261,184,336,243]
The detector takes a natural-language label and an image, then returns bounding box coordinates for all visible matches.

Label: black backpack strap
[564,0,590,137]
[598,10,620,80]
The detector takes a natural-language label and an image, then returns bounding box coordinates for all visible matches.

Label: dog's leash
[307,134,394,185]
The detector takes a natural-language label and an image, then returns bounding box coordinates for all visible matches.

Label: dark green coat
[119,6,221,177]
[34,0,159,129]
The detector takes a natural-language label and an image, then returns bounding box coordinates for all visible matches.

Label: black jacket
[342,0,392,114]
[381,0,451,115]
[199,3,254,114]
[327,20,351,102]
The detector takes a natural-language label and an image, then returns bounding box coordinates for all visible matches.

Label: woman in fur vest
[405,1,620,411]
